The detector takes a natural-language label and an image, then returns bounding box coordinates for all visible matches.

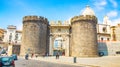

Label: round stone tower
[70,6,98,57]
[20,16,49,56]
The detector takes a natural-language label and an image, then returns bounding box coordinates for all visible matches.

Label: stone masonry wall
[70,15,98,57]
[20,16,48,56]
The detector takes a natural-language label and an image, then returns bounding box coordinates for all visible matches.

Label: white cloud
[98,0,107,6]
[111,18,120,26]
[92,0,107,10]
[17,24,22,30]
[107,11,118,18]
[109,0,118,8]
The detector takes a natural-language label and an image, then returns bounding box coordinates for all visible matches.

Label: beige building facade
[3,25,22,45]
[0,28,4,42]
[114,24,120,41]
[49,21,70,56]
[97,16,111,42]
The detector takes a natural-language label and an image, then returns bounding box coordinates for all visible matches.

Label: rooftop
[81,5,95,16]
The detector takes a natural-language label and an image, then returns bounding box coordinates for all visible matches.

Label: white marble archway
[49,34,70,56]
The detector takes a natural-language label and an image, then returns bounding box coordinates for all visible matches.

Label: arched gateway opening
[53,37,65,56]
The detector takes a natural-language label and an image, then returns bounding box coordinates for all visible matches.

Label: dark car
[0,56,15,67]
[11,54,18,60]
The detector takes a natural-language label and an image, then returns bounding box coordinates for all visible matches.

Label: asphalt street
[15,58,83,67]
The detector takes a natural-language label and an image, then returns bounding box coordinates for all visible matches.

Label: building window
[9,33,12,41]
[15,33,18,40]
[9,40,11,43]
[34,25,36,28]
[54,40,59,49]
[33,25,37,30]
[15,41,17,43]
[31,26,33,28]
[58,35,61,37]
[103,27,107,32]
[2,35,4,38]
[58,28,61,32]
[70,28,72,33]
[101,38,103,41]
[0,37,2,41]
[107,38,109,41]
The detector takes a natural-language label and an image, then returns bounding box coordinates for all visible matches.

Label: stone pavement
[20,56,120,67]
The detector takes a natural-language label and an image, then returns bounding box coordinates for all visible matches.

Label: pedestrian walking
[25,54,29,60]
[31,53,34,58]
[58,53,59,59]
[56,52,59,59]
[56,54,57,59]
[35,54,38,58]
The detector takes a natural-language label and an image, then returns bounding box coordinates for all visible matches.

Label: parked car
[0,56,15,67]
[11,54,18,60]
[99,52,104,56]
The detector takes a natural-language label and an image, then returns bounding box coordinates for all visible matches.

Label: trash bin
[74,57,76,63]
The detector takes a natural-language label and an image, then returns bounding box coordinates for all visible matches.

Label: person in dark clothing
[31,53,34,58]
[56,54,58,59]
[56,52,59,59]
[35,54,38,58]
[25,54,29,60]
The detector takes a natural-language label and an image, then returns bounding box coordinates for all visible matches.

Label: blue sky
[0,0,120,30]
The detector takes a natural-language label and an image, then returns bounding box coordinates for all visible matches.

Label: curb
[29,57,100,67]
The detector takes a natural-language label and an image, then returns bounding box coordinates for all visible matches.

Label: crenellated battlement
[71,15,97,24]
[23,16,48,24]
[50,20,70,25]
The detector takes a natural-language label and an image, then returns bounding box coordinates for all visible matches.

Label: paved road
[15,58,83,67]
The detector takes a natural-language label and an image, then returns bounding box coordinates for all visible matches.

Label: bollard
[73,57,76,63]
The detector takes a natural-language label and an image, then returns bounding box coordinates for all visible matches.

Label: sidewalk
[22,56,120,67]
